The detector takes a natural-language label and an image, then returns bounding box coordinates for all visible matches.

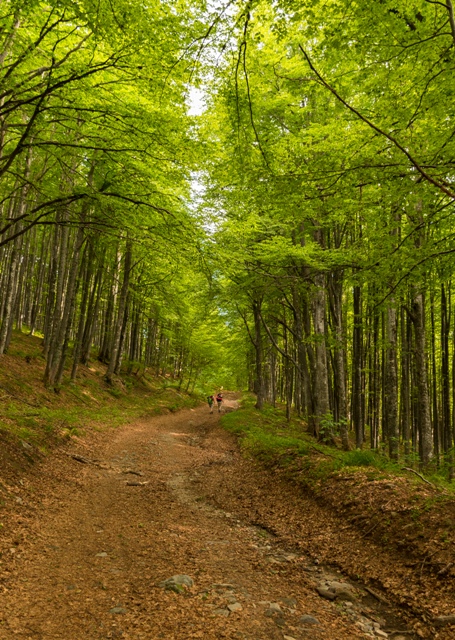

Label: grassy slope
[221,395,455,583]
[0,331,200,481]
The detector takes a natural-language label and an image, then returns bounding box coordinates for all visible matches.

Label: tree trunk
[252,299,265,409]
[411,291,433,466]
[312,270,333,442]
[385,304,399,459]
[105,241,132,383]
[352,284,363,448]
[329,273,350,450]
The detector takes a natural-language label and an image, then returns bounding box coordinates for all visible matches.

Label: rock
[281,597,297,608]
[274,617,286,628]
[300,615,320,625]
[228,602,242,612]
[434,615,455,627]
[96,552,108,557]
[356,619,374,634]
[321,580,357,602]
[214,608,230,617]
[316,587,336,601]
[283,636,296,640]
[325,580,355,594]
[109,607,127,614]
[158,574,194,593]
[268,602,282,613]
[375,630,388,638]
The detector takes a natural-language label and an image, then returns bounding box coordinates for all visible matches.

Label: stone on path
[96,552,108,557]
[109,607,127,614]
[316,587,336,601]
[158,574,194,593]
[227,602,242,612]
[300,614,320,625]
[317,580,356,602]
[214,608,230,617]
[281,597,297,608]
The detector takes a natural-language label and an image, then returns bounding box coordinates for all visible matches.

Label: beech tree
[197,0,455,469]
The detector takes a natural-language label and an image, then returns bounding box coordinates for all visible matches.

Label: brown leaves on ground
[0,397,453,639]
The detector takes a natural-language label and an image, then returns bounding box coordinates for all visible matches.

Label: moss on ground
[0,330,201,455]
[221,394,454,492]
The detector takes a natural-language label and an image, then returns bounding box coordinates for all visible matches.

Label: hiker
[215,392,223,413]
[207,395,215,413]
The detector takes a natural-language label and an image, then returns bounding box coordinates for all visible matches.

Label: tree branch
[299,45,455,200]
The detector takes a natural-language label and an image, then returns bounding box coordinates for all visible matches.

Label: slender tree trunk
[385,304,399,459]
[329,274,350,450]
[47,225,85,387]
[352,285,363,448]
[81,259,103,365]
[252,299,265,409]
[430,296,440,464]
[312,270,333,442]
[71,243,92,380]
[400,305,411,460]
[411,291,433,466]
[0,237,20,354]
[105,241,132,383]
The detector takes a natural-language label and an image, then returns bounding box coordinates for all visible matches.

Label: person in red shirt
[215,392,223,413]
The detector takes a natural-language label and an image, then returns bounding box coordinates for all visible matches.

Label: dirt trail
[0,399,420,639]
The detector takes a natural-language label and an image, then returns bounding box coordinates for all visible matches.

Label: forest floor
[0,393,454,640]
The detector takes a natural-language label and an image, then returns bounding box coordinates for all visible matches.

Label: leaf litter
[0,397,452,639]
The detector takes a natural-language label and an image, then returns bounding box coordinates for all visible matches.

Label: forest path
[1,398,416,640]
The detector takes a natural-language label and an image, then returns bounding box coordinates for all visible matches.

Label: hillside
[0,331,199,489]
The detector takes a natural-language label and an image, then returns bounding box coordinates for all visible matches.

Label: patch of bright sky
[187,86,206,116]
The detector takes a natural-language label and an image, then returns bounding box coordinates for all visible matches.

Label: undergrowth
[221,395,454,492]
[0,331,201,454]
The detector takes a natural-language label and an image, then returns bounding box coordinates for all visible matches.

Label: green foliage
[220,398,450,488]
[0,359,201,452]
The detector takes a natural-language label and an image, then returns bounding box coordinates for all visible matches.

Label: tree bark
[385,304,399,459]
[105,241,132,383]
[312,270,333,442]
[411,291,433,466]
[352,284,364,448]
[252,299,265,409]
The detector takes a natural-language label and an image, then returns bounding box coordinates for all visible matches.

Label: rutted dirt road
[0,399,428,639]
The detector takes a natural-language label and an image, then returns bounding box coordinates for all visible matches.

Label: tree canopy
[1,0,455,468]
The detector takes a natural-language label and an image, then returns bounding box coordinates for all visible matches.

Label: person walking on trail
[207,395,215,413]
[216,392,223,413]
